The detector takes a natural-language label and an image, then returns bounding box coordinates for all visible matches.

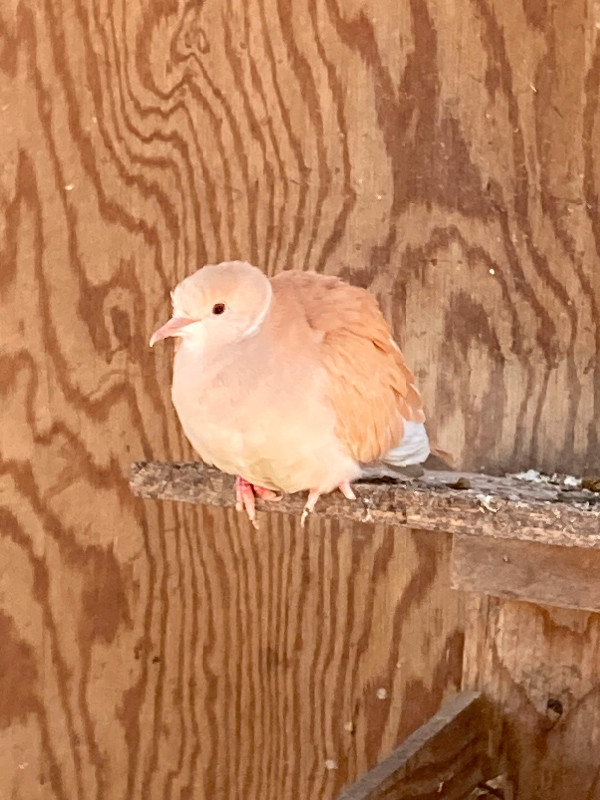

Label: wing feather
[271,271,425,463]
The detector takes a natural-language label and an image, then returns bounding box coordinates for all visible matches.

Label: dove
[150,261,432,526]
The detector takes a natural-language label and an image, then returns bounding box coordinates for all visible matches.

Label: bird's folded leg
[235,476,281,528]
[338,480,356,501]
[301,481,357,527]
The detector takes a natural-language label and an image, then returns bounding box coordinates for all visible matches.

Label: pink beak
[149,317,196,347]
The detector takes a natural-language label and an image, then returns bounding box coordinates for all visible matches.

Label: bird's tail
[383,420,430,467]
[359,423,454,481]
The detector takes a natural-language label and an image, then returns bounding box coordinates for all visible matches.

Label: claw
[235,476,258,527]
[301,481,356,527]
[301,489,321,528]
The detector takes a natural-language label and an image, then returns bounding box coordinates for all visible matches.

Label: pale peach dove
[150,261,434,526]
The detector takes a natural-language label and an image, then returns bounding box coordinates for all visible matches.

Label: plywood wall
[0,498,464,800]
[1,0,599,797]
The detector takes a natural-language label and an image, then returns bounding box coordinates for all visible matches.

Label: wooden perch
[130,461,600,548]
[333,691,491,800]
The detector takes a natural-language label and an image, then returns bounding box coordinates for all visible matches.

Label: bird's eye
[212,303,226,315]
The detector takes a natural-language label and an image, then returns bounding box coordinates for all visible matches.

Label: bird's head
[150,261,272,349]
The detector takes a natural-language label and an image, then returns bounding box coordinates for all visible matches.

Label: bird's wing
[270,271,425,464]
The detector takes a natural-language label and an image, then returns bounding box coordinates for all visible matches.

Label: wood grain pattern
[2,0,597,474]
[0,494,464,799]
[463,595,600,799]
[130,461,600,548]
[452,534,600,612]
[1,0,599,797]
[333,691,491,800]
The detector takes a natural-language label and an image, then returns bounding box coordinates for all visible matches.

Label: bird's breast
[170,342,360,492]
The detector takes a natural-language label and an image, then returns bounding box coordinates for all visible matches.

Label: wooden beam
[130,462,600,548]
[333,691,490,800]
[452,534,600,612]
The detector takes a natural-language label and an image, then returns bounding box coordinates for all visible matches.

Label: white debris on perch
[476,494,499,513]
[510,469,582,488]
[511,469,549,483]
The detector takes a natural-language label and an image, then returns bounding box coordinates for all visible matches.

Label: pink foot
[235,476,280,528]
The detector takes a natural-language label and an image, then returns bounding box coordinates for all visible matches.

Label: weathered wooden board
[452,534,600,612]
[130,462,600,549]
[334,691,491,800]
[463,595,600,799]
